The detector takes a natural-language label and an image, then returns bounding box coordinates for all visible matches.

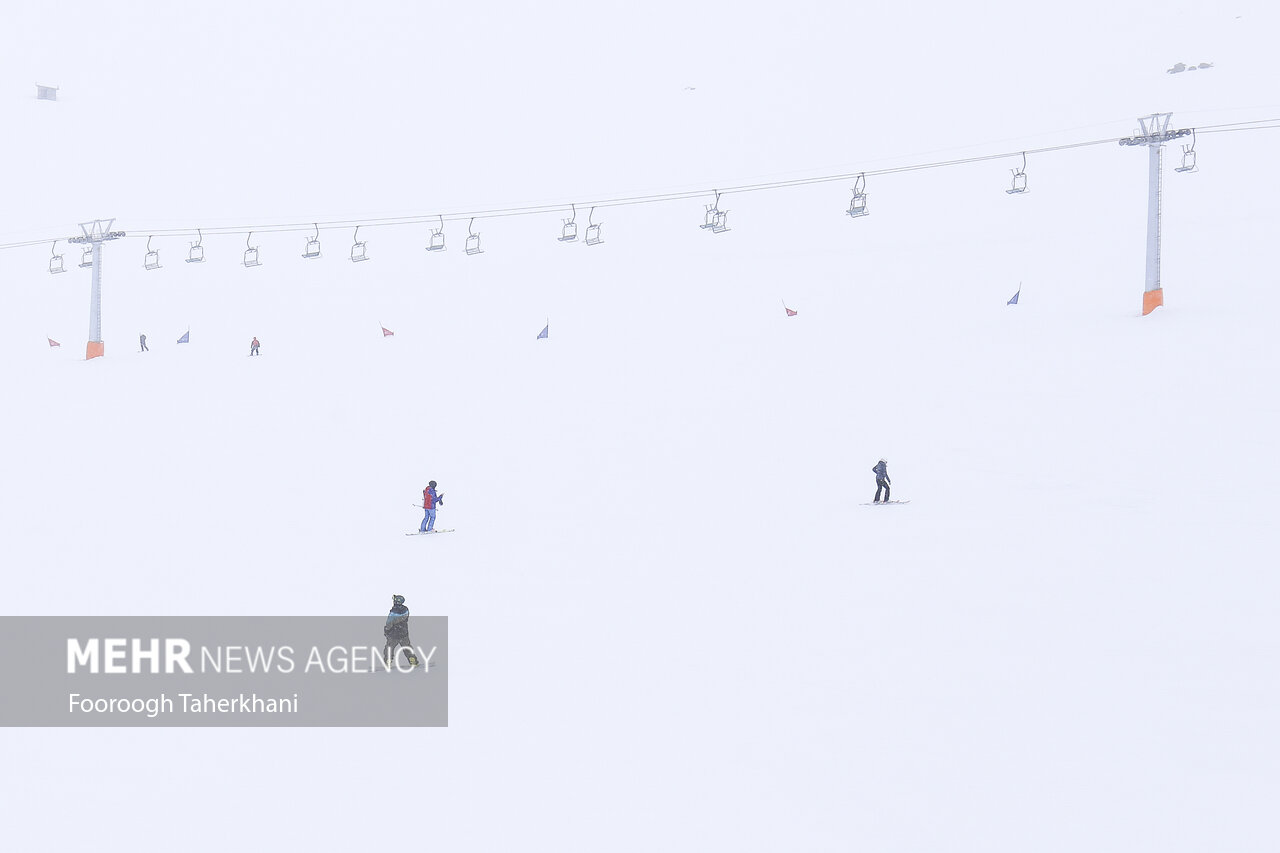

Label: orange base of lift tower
[1142,288,1164,316]
[86,341,104,360]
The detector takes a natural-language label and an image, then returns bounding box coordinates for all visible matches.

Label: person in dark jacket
[419,480,444,533]
[872,458,891,503]
[139,333,148,352]
[250,337,260,356]
[383,594,419,667]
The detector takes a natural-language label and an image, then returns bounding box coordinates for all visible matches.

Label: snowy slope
[2,2,1279,851]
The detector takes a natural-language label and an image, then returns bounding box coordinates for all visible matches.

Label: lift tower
[67,219,126,359]
[1119,114,1191,315]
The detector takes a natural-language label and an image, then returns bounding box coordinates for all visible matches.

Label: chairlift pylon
[302,223,321,259]
[465,217,483,255]
[243,231,261,268]
[1006,152,1029,195]
[144,235,162,271]
[585,206,603,245]
[426,214,446,252]
[49,240,66,275]
[186,229,205,264]
[559,204,579,243]
[350,225,368,263]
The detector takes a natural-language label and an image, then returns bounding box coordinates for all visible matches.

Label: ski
[368,661,432,672]
[405,528,455,536]
[859,500,911,506]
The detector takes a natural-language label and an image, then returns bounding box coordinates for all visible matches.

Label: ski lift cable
[2,117,1279,252]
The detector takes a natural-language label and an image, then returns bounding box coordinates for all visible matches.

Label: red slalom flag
[784,305,798,317]
[48,338,61,347]
[381,326,394,337]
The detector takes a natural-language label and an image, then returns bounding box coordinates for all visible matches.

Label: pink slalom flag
[783,300,798,317]
[381,326,395,337]
[48,338,61,347]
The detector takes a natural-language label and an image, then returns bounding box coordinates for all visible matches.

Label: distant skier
[139,333,148,352]
[872,458,891,503]
[250,336,260,356]
[383,594,419,668]
[419,480,444,533]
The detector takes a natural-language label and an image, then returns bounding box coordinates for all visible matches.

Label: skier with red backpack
[418,480,444,533]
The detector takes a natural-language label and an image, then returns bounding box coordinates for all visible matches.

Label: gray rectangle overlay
[0,617,448,727]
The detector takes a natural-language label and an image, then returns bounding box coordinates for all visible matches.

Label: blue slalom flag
[1007,289,1020,305]
[536,324,548,340]
[177,330,190,344]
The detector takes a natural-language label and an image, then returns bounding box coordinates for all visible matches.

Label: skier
[872,458,891,503]
[419,480,444,533]
[383,594,419,668]
[139,333,148,352]
[250,336,260,356]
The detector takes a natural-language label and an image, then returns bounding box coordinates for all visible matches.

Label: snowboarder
[249,336,260,356]
[872,458,891,503]
[383,594,419,667]
[419,480,444,533]
[139,333,148,352]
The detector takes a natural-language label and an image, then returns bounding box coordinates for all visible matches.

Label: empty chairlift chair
[49,241,66,275]
[426,215,446,252]
[584,206,603,246]
[243,232,261,268]
[700,190,730,234]
[350,226,368,262]
[79,246,93,268]
[187,230,205,264]
[302,224,321,259]
[559,205,579,243]
[1175,130,1198,173]
[144,236,162,271]
[847,173,869,218]
[1006,153,1029,195]
[465,218,483,255]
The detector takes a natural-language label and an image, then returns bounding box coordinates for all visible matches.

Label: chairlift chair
[302,224,321,259]
[79,246,93,268]
[144,236,162,271]
[243,232,261,268]
[350,226,369,263]
[584,207,603,245]
[426,215,446,251]
[559,204,579,242]
[465,218,483,255]
[1175,131,1198,173]
[847,174,869,218]
[700,190,730,233]
[186,230,205,263]
[1006,153,1029,195]
[49,242,65,275]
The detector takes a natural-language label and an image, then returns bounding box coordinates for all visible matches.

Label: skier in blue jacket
[419,481,443,533]
[872,459,891,503]
[383,594,419,667]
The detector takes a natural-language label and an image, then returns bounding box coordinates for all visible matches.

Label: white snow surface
[2,2,1279,851]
